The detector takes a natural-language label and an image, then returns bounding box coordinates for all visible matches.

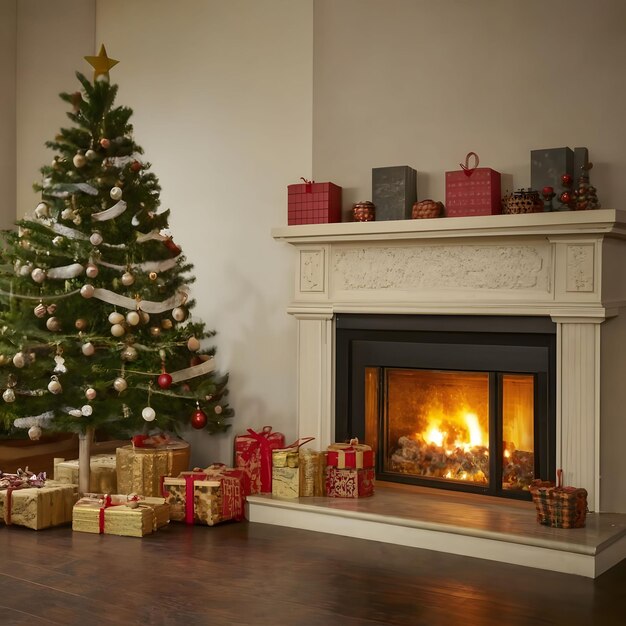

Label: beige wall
[96,0,312,465]
[313,0,626,215]
[15,0,96,217]
[0,0,16,230]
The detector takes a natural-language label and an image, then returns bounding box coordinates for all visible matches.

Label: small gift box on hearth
[529,469,588,529]
[116,433,190,498]
[445,152,501,217]
[271,437,315,499]
[0,469,79,530]
[326,439,375,498]
[54,454,118,494]
[162,464,245,526]
[299,448,327,497]
[234,426,286,494]
[72,493,170,537]
[287,178,342,225]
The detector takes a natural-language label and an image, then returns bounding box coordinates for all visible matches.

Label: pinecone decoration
[574,164,600,211]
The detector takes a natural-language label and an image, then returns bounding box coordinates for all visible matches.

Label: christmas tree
[0,46,233,488]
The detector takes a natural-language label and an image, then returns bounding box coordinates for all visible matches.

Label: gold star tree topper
[84,44,119,81]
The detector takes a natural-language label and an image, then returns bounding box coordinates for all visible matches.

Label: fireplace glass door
[335,314,556,501]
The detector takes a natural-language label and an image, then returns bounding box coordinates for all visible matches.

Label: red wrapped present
[234,426,285,494]
[287,178,342,225]
[445,152,501,217]
[327,438,374,469]
[326,467,374,498]
[162,464,245,526]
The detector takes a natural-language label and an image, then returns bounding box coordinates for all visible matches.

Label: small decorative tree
[0,46,233,492]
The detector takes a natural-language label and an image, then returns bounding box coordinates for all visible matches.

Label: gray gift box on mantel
[372,166,417,221]
[530,147,574,194]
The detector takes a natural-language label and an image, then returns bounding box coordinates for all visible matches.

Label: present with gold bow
[327,438,374,470]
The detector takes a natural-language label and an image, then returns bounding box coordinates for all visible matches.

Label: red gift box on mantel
[287,178,342,225]
[234,426,286,494]
[327,438,374,469]
[445,152,501,217]
[326,467,375,498]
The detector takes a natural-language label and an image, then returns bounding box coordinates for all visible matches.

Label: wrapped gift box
[271,438,316,499]
[117,438,190,497]
[163,465,245,526]
[54,454,117,494]
[287,180,342,225]
[0,472,78,530]
[445,152,501,217]
[372,165,417,220]
[326,467,374,498]
[234,426,285,494]
[72,494,170,537]
[299,449,327,497]
[327,439,374,469]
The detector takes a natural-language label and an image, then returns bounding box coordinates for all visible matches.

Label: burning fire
[420,411,486,453]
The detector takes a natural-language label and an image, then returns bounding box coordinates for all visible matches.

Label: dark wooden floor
[0,521,624,626]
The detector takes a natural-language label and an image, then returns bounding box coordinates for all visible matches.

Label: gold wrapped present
[116,439,190,497]
[163,465,245,526]
[54,454,117,494]
[299,449,327,497]
[271,438,316,499]
[0,479,78,530]
[72,494,170,537]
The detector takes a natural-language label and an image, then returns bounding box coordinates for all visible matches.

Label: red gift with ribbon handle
[445,152,501,217]
[234,426,285,494]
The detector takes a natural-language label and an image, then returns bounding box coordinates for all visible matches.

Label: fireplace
[272,209,626,514]
[335,314,556,500]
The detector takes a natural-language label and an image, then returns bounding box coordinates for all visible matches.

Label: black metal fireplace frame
[335,314,557,500]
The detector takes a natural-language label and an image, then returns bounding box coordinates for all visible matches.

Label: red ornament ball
[560,191,572,204]
[100,138,111,149]
[130,160,143,173]
[157,372,173,389]
[561,174,573,186]
[191,408,208,429]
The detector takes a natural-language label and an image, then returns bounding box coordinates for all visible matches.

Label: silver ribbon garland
[13,411,55,429]
[98,257,178,273]
[169,357,215,383]
[47,263,85,279]
[136,230,168,243]
[92,200,127,222]
[90,287,188,313]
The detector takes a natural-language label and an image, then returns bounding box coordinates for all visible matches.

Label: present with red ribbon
[326,466,375,498]
[162,464,245,526]
[287,178,342,225]
[234,426,286,494]
[445,152,501,217]
[327,438,374,470]
[72,493,170,537]
[0,469,78,530]
[271,437,315,499]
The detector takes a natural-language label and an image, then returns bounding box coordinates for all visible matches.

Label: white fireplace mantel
[272,209,626,513]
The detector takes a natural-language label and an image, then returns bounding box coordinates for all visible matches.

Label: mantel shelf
[272,208,626,244]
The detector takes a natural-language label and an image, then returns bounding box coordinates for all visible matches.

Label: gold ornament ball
[31,268,46,283]
[80,284,95,299]
[139,311,150,325]
[161,319,173,330]
[73,153,86,168]
[108,311,125,325]
[81,342,95,356]
[85,149,97,160]
[110,323,126,337]
[48,379,62,394]
[121,346,138,361]
[149,326,161,337]
[113,377,128,392]
[28,425,42,440]
[172,307,187,322]
[2,388,16,403]
[12,352,26,368]
[126,311,140,326]
[75,318,88,331]
[187,336,201,352]
[86,263,99,278]
[46,317,61,332]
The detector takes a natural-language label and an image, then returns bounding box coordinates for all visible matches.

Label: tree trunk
[78,426,95,494]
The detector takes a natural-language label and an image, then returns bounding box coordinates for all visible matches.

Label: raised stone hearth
[261,210,626,576]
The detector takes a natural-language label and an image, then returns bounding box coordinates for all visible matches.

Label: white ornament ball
[121,271,135,286]
[73,153,86,168]
[86,264,99,279]
[113,377,128,392]
[215,405,223,415]
[34,303,47,318]
[142,406,156,422]
[110,186,123,201]
[81,405,93,416]
[172,307,187,322]
[28,425,42,441]
[126,311,140,326]
[12,352,26,368]
[85,388,97,401]
[2,388,16,403]
[85,149,97,161]
[46,317,61,332]
[89,232,103,246]
[187,336,201,352]
[48,379,62,394]
[108,311,125,325]
[80,284,95,299]
[81,342,95,356]
[31,268,46,283]
[35,202,49,218]
[111,323,126,337]
[19,263,33,278]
